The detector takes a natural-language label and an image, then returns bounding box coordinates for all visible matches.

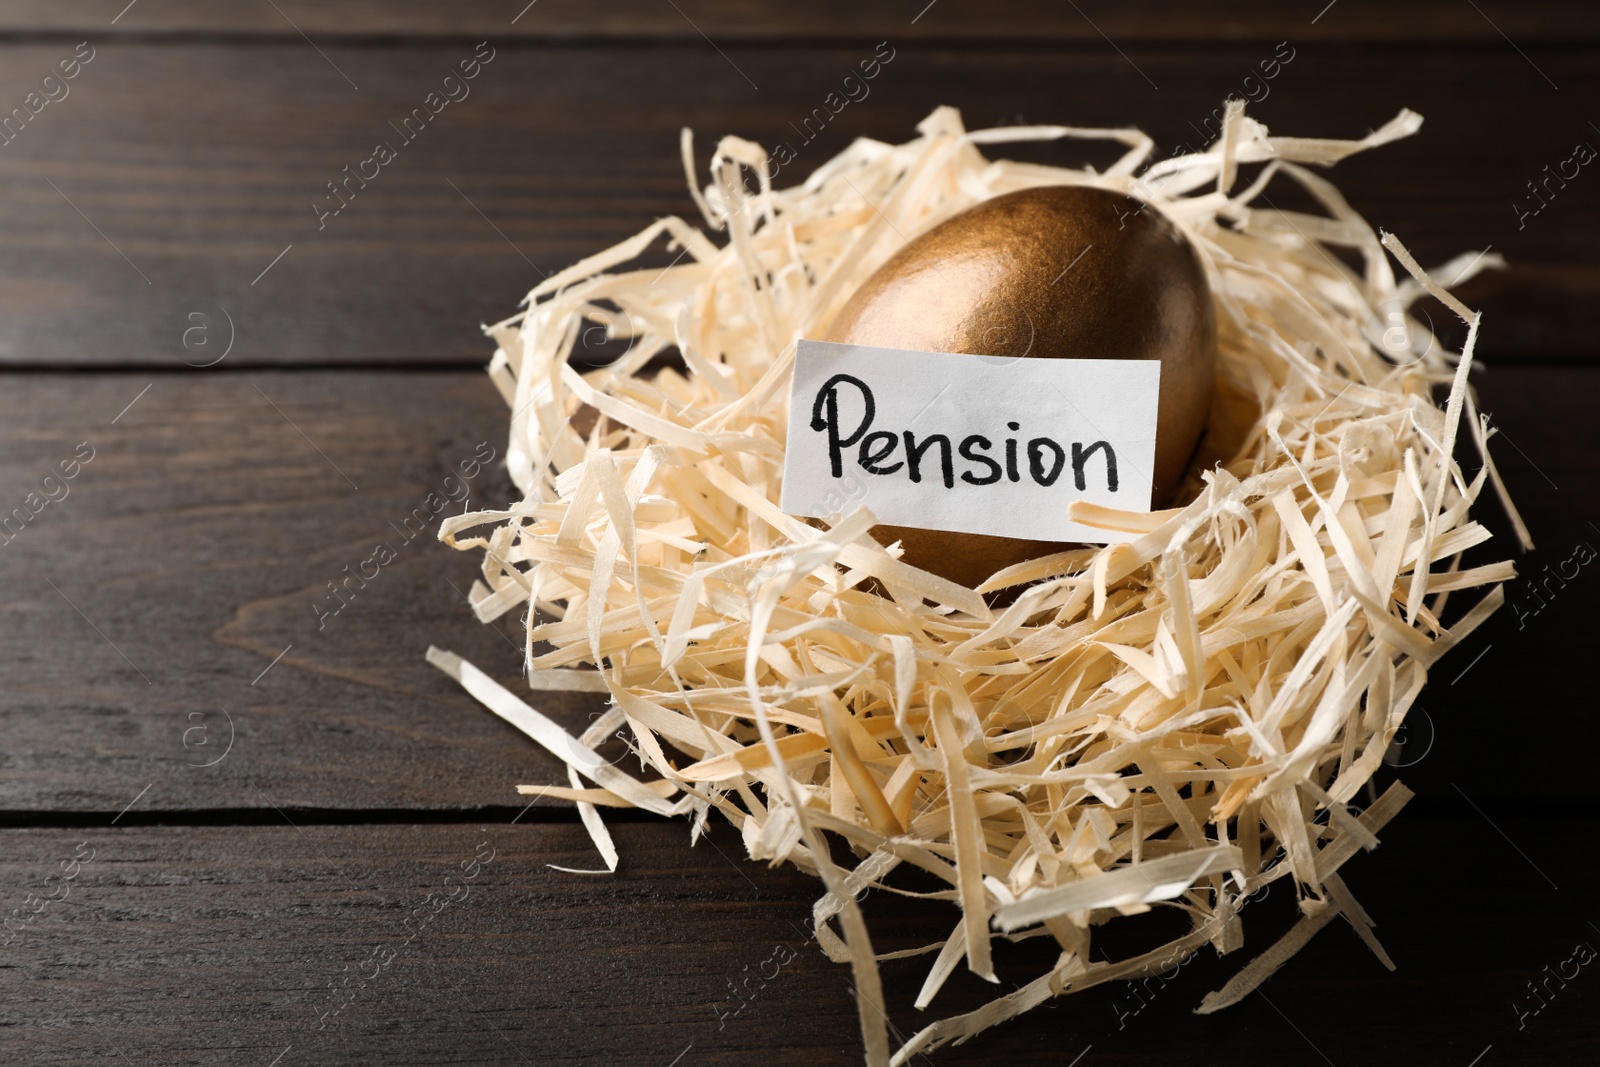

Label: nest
[429,103,1526,1064]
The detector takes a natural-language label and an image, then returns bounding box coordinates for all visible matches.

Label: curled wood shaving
[431,104,1522,1064]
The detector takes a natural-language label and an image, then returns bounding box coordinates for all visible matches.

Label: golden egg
[823,184,1217,588]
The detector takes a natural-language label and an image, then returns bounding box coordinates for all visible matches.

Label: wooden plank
[1,816,1594,1064]
[0,370,589,814]
[0,363,1593,813]
[0,41,1593,367]
[2,0,1597,44]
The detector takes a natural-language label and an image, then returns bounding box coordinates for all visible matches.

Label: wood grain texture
[0,371,587,814]
[1,817,1595,1066]
[0,40,1593,368]
[0,364,1594,813]
[1,0,1597,44]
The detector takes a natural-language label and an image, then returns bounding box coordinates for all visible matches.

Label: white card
[780,339,1160,544]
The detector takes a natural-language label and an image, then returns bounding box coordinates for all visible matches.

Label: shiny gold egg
[823,184,1217,588]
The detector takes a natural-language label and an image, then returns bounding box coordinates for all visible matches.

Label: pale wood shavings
[431,104,1520,1064]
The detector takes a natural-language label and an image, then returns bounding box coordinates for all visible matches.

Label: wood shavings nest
[428,103,1526,1064]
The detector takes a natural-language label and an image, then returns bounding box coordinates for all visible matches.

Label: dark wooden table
[2,3,1598,1064]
